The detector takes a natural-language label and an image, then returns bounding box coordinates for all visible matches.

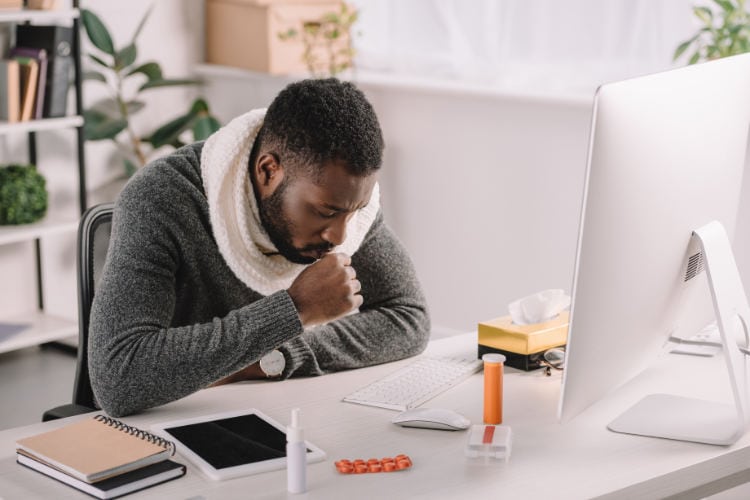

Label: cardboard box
[205,0,344,75]
[477,312,569,371]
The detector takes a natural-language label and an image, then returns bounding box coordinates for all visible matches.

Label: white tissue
[508,289,571,325]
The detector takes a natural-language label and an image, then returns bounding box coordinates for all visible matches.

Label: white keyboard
[343,355,483,411]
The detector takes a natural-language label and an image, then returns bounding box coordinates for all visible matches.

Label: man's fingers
[345,265,357,280]
[333,252,352,266]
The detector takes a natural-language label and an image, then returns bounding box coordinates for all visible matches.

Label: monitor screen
[558,53,750,434]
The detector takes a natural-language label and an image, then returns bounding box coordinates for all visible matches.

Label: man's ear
[254,152,285,192]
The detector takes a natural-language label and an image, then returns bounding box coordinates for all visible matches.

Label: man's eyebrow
[320,203,349,212]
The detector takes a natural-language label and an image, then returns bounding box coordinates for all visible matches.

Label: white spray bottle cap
[288,408,304,443]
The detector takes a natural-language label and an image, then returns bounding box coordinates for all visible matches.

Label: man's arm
[88,168,303,417]
[278,216,431,377]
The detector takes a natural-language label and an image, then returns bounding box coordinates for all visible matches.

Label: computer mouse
[391,408,471,431]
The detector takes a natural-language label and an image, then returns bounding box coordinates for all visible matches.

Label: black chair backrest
[72,203,114,408]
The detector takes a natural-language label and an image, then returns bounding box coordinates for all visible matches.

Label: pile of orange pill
[335,455,413,474]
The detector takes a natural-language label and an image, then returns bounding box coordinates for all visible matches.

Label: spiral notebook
[16,415,175,483]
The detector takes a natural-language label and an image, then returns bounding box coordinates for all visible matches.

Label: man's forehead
[296,164,377,208]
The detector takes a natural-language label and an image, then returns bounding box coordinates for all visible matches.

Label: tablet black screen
[162,414,289,469]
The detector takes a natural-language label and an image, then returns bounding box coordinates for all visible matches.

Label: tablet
[151,408,326,481]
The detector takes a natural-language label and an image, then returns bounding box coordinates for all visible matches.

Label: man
[89,79,430,417]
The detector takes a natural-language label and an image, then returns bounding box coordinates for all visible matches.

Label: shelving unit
[0,3,86,354]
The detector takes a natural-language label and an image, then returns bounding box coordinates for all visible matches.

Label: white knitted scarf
[200,109,381,296]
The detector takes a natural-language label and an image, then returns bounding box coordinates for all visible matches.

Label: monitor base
[608,393,743,446]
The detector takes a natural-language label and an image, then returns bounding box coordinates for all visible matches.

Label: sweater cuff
[241,290,303,352]
[278,334,323,378]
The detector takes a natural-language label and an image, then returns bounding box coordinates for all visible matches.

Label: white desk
[1,333,749,499]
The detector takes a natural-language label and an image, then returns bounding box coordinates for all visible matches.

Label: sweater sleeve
[278,215,431,377]
[88,167,303,417]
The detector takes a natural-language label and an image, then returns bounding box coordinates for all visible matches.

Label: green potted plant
[0,164,48,225]
[278,2,359,78]
[81,7,221,177]
[674,0,750,64]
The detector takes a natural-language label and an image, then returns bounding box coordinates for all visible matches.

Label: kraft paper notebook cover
[16,415,175,483]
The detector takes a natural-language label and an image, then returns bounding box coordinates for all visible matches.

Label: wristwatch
[259,349,285,378]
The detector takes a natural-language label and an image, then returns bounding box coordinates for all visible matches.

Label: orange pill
[368,463,382,473]
[354,464,368,473]
[383,462,397,472]
[396,459,411,470]
[395,454,408,460]
[367,458,380,465]
[381,457,394,463]
[335,460,351,467]
[337,465,353,474]
[353,459,365,466]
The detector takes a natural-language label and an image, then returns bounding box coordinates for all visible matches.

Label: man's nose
[321,216,348,246]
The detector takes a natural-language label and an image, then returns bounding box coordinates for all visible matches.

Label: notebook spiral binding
[94,415,175,455]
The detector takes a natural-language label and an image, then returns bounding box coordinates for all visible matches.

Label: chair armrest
[42,404,96,422]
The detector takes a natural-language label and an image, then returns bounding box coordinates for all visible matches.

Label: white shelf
[0,115,84,135]
[0,311,76,354]
[0,215,78,246]
[0,7,78,24]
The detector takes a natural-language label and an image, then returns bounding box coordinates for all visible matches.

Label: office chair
[42,203,114,421]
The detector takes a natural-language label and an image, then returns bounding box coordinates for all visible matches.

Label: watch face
[261,350,285,377]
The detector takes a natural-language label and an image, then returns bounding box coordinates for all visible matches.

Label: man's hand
[288,252,363,327]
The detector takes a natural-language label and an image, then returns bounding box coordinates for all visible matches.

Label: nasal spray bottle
[287,408,306,494]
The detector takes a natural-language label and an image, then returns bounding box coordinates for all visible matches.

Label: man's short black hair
[259,78,384,178]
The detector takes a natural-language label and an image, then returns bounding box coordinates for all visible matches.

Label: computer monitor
[558,53,750,445]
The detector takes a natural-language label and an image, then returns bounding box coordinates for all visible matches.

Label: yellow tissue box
[477,312,569,370]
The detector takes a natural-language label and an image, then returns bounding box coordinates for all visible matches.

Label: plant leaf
[132,3,154,44]
[713,0,734,12]
[144,113,195,148]
[689,51,702,65]
[192,116,221,141]
[83,70,107,83]
[88,53,112,69]
[114,43,137,71]
[139,78,201,91]
[83,109,128,141]
[126,61,163,81]
[89,98,145,117]
[190,98,210,114]
[81,9,115,55]
[123,158,139,177]
[693,6,714,26]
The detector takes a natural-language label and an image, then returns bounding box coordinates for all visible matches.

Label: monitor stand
[608,221,750,445]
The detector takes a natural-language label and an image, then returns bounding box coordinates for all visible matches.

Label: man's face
[257,161,377,265]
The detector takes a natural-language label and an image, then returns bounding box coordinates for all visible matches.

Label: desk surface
[1,333,749,500]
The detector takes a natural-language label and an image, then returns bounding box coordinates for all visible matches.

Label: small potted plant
[674,0,750,64]
[278,2,359,78]
[0,164,48,225]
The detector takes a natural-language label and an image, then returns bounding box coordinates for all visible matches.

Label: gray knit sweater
[88,143,430,417]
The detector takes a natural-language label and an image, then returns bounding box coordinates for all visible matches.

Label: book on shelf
[10,46,48,120]
[0,58,19,122]
[13,55,38,121]
[17,454,186,500]
[15,24,73,118]
[16,414,176,483]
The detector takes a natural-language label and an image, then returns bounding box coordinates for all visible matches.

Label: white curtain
[350,0,700,91]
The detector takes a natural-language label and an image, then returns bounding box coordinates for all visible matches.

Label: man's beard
[258,178,334,264]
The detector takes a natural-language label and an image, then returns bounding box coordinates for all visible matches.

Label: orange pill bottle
[482,353,506,425]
